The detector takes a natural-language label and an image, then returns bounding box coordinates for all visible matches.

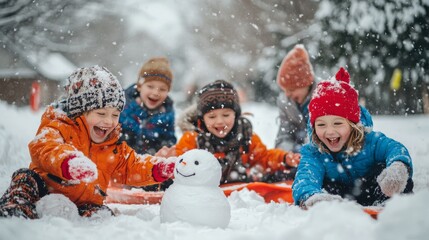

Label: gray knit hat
[65,65,125,118]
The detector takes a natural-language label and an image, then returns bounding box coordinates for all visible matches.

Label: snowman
[160,149,231,228]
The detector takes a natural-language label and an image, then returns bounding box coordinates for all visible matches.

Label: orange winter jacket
[28,106,159,206]
[175,131,294,175]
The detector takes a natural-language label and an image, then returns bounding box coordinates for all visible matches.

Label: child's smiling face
[84,107,120,143]
[314,115,352,153]
[138,81,169,110]
[203,108,236,138]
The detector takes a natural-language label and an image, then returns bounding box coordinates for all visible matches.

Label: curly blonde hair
[311,120,365,156]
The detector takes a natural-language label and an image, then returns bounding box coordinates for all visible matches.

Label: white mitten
[304,193,343,208]
[377,161,409,197]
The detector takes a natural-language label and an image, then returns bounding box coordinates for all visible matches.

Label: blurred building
[0,42,76,110]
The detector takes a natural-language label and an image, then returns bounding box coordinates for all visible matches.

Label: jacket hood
[177,103,199,133]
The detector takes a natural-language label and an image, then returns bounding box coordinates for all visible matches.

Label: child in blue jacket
[119,57,176,156]
[292,67,413,208]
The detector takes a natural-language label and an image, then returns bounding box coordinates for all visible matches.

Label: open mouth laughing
[94,126,109,137]
[327,137,340,145]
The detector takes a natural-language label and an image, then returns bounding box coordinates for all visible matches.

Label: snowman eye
[194,161,199,165]
[179,158,183,163]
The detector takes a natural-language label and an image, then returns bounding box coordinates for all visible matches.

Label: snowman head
[174,149,221,186]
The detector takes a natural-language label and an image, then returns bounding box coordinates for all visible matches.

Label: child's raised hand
[152,157,176,182]
[155,146,177,158]
[61,154,98,183]
[284,152,301,168]
[377,161,409,197]
[303,193,343,209]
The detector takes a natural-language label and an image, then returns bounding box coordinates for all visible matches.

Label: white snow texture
[1,102,429,240]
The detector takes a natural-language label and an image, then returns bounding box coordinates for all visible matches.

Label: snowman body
[160,149,231,228]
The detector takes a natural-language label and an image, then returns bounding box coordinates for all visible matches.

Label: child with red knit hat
[275,44,317,154]
[292,67,414,208]
[0,66,175,219]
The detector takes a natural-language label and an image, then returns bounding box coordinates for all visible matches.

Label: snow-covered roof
[26,52,76,81]
[0,68,36,78]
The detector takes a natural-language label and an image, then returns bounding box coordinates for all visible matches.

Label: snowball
[36,194,79,220]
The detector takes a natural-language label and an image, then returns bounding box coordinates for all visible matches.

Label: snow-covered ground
[1,101,428,240]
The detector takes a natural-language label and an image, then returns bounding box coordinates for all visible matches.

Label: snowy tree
[106,0,319,103]
[0,0,108,107]
[0,0,104,54]
[314,0,429,114]
[255,0,429,113]
[251,0,319,103]
[173,0,317,100]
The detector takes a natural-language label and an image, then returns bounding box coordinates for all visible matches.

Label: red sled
[105,181,381,219]
[221,181,294,203]
[105,181,293,205]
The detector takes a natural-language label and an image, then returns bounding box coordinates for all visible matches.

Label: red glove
[284,152,301,168]
[61,154,98,183]
[152,161,175,182]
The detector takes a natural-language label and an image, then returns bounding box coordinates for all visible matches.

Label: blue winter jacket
[119,84,176,155]
[292,106,413,205]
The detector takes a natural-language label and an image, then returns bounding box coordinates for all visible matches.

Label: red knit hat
[276,44,314,91]
[309,67,360,126]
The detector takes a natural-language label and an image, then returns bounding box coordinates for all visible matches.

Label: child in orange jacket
[0,66,174,219]
[172,80,300,184]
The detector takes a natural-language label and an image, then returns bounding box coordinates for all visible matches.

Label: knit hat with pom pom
[65,65,125,119]
[309,67,360,126]
[138,57,173,90]
[277,44,314,91]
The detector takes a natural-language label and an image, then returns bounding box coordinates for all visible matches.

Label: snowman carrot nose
[181,161,187,166]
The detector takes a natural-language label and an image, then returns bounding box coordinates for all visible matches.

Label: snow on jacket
[292,106,413,205]
[275,82,316,153]
[28,105,160,206]
[119,84,176,155]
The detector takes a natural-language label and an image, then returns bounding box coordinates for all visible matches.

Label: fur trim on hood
[177,103,199,133]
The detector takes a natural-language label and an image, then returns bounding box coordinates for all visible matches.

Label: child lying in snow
[292,67,414,208]
[0,65,174,219]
